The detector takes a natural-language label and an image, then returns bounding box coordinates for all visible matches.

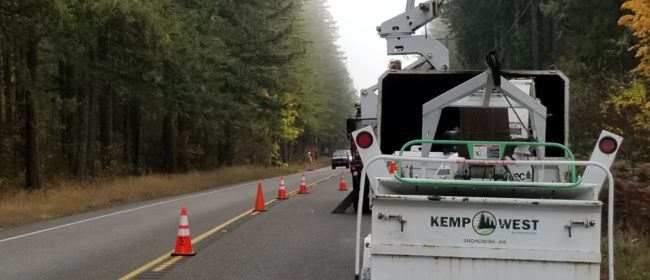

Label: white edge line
[1,176,268,243]
[0,171,338,244]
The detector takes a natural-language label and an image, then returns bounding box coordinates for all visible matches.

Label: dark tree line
[0,0,355,189]
[445,0,638,155]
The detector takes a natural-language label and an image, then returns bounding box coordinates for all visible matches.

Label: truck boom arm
[378,0,448,69]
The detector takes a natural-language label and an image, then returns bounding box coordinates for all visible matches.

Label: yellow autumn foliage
[602,81,650,144]
[619,0,650,79]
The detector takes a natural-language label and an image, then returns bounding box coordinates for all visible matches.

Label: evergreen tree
[444,0,636,154]
[478,213,487,229]
[0,0,356,188]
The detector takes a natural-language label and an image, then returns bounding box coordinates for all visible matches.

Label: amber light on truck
[388,59,402,70]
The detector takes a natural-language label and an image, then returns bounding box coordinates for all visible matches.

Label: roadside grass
[603,230,650,280]
[0,158,331,228]
[601,178,650,279]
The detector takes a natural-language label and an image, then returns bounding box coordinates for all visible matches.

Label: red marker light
[598,136,618,154]
[356,132,373,149]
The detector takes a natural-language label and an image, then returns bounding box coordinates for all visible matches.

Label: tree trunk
[177,113,190,171]
[280,140,287,163]
[59,60,76,173]
[112,90,121,168]
[162,112,176,173]
[24,40,41,189]
[86,45,98,176]
[99,84,112,160]
[74,81,89,180]
[13,47,22,170]
[3,48,13,129]
[0,48,5,127]
[131,102,143,174]
[530,0,540,69]
[218,123,234,166]
[123,100,132,168]
[541,1,553,63]
[97,32,112,167]
[87,81,97,176]
[0,47,6,177]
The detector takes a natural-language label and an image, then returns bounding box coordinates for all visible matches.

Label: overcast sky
[325,0,409,92]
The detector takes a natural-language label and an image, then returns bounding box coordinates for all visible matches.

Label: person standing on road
[307,151,313,171]
[310,145,318,161]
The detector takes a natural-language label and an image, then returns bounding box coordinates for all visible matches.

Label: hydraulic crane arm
[377,0,448,70]
[378,0,444,37]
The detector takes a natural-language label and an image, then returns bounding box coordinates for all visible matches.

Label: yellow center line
[285,173,338,196]
[119,251,174,280]
[119,209,252,280]
[119,172,340,280]
[192,211,252,243]
[153,256,182,272]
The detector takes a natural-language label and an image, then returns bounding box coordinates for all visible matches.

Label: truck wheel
[352,176,371,213]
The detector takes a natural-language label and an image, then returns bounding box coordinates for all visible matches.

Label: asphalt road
[0,167,370,280]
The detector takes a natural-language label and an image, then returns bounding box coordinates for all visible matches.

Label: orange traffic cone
[277,177,288,200]
[254,182,267,211]
[298,173,309,194]
[338,173,348,191]
[171,208,196,256]
[389,161,397,175]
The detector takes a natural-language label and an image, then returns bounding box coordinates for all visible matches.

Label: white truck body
[350,2,621,280]
[354,129,621,280]
[370,193,600,280]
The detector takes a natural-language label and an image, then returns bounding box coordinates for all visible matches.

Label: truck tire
[352,176,371,213]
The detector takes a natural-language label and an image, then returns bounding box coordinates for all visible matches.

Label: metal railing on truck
[354,141,616,280]
[395,139,580,188]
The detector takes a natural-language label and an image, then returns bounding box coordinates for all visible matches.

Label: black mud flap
[331,191,355,214]
[332,175,369,214]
